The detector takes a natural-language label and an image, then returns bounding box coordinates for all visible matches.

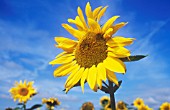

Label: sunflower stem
[102,81,109,88]
[108,80,116,110]
[108,80,122,110]
[23,103,26,110]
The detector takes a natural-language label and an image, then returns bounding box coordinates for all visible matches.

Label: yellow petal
[102,16,119,33]
[54,37,76,44]
[93,85,98,92]
[87,18,101,33]
[87,65,97,91]
[77,7,87,29]
[24,80,26,85]
[93,6,102,20]
[54,37,77,48]
[75,16,85,30]
[107,51,117,57]
[65,67,84,88]
[53,61,76,77]
[62,24,85,39]
[68,16,84,30]
[68,18,81,30]
[106,36,135,47]
[80,68,89,93]
[55,37,77,52]
[103,28,113,39]
[67,18,76,24]
[54,61,77,77]
[55,52,67,58]
[28,81,34,87]
[97,63,106,81]
[110,22,128,35]
[103,57,126,73]
[106,69,118,86]
[85,2,93,18]
[97,6,108,22]
[65,88,70,93]
[65,64,80,86]
[56,44,76,52]
[107,47,130,58]
[49,54,75,65]
[96,76,102,89]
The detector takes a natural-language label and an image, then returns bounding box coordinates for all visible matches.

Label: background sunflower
[9,80,37,103]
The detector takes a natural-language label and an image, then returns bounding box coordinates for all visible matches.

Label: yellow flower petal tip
[50,2,135,92]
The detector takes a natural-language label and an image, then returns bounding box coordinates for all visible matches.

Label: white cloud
[0,50,50,82]
[0,19,58,59]
[142,87,170,109]
[0,94,10,100]
[35,79,79,101]
[145,97,159,105]
[0,60,35,80]
[126,20,169,80]
[121,84,170,109]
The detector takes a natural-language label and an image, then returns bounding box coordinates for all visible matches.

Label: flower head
[9,80,36,103]
[116,101,127,110]
[160,102,170,110]
[100,96,110,108]
[81,102,94,110]
[133,98,145,108]
[42,97,60,109]
[50,2,134,92]
[105,102,111,110]
[138,105,152,110]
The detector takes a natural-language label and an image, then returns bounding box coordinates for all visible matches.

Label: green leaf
[30,93,37,97]
[120,55,147,62]
[14,107,21,110]
[27,104,42,110]
[17,103,24,105]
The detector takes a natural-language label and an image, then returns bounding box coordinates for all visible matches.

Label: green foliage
[17,103,24,105]
[13,103,42,110]
[13,107,21,110]
[27,104,42,110]
[120,55,147,62]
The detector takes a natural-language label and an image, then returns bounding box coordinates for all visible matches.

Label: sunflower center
[102,99,109,106]
[137,101,141,105]
[118,103,126,109]
[75,32,107,68]
[164,106,169,110]
[19,88,29,96]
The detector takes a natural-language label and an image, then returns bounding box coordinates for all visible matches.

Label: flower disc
[75,32,107,68]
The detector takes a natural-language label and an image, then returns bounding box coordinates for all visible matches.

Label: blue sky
[0,0,170,109]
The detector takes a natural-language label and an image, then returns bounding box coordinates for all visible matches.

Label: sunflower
[160,102,170,110]
[9,80,37,103]
[50,2,134,92]
[100,96,110,108]
[116,101,127,110]
[81,102,94,110]
[133,98,145,108]
[42,98,60,109]
[138,105,152,110]
[105,101,111,110]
